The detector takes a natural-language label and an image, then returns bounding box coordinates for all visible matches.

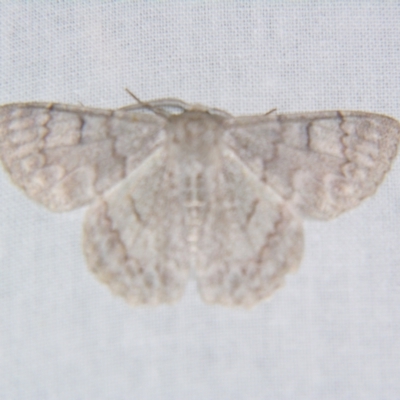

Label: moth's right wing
[224,111,400,219]
[0,103,166,211]
[195,149,303,308]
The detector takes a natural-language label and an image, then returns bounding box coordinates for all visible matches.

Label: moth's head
[168,111,224,162]
[169,109,224,136]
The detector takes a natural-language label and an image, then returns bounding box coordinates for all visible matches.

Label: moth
[0,97,399,307]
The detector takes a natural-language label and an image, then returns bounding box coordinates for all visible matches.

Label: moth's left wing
[0,103,166,211]
[83,148,190,305]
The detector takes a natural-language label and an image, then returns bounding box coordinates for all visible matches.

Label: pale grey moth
[0,98,399,307]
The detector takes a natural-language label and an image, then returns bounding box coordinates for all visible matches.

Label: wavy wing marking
[83,149,189,305]
[0,103,165,211]
[195,150,303,307]
[224,111,400,219]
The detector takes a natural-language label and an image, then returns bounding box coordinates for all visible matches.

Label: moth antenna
[265,108,277,116]
[125,88,143,105]
[124,88,170,119]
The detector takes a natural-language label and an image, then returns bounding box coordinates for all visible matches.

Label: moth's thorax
[167,111,224,166]
[165,111,225,249]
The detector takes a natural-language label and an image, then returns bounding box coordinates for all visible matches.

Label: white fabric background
[1,2,400,399]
